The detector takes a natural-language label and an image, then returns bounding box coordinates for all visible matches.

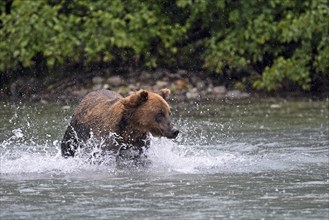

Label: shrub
[1,0,328,92]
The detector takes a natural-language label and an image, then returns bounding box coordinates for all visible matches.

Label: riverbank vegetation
[0,0,328,97]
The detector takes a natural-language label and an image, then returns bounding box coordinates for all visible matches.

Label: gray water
[0,98,328,219]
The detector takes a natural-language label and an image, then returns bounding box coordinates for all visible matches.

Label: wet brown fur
[61,89,176,159]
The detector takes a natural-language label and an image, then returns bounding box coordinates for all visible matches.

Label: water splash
[1,101,327,177]
[0,133,297,177]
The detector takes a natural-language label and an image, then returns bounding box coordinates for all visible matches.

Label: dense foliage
[0,0,328,92]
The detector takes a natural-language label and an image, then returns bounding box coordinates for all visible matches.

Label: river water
[0,98,328,219]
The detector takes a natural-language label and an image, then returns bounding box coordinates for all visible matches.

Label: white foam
[0,136,318,176]
[0,140,242,176]
[0,143,115,176]
[147,138,242,173]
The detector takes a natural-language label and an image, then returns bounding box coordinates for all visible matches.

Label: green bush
[188,0,328,91]
[0,0,328,92]
[0,0,185,72]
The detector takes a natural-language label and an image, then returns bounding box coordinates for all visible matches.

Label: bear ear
[138,90,148,102]
[159,88,171,100]
[126,89,148,107]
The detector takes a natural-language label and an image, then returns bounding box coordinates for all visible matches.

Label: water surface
[1,98,328,219]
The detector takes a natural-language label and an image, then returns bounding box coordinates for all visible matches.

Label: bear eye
[155,110,165,123]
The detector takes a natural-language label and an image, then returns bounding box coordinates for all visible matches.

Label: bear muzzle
[166,127,179,139]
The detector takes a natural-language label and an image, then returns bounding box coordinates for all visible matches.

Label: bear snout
[167,128,179,139]
[172,129,179,138]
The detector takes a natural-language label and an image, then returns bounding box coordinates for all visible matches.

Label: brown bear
[61,89,179,163]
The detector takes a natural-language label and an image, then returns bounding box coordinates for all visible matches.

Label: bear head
[121,89,179,139]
